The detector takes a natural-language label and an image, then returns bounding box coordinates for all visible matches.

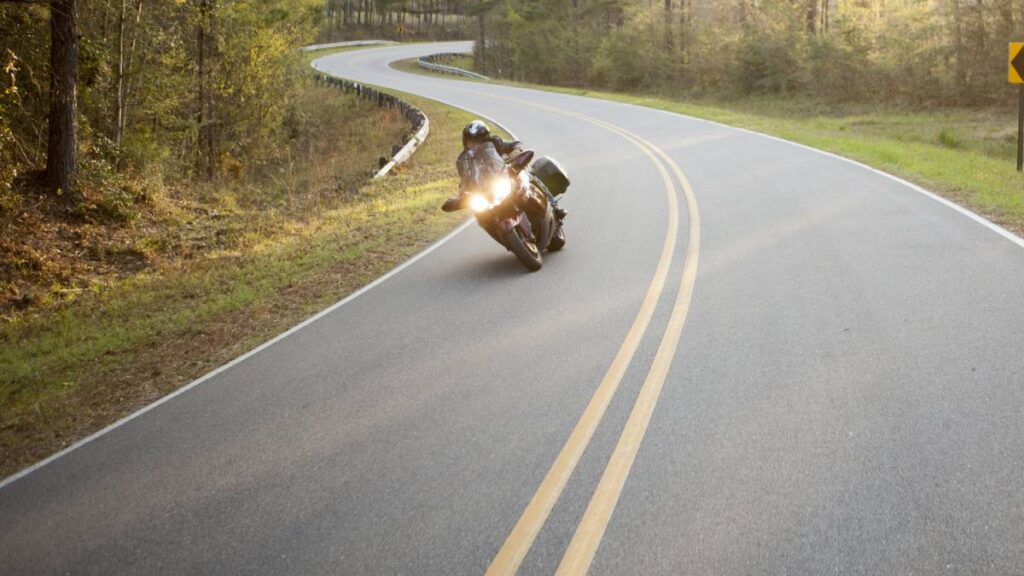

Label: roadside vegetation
[476,0,1020,109]
[320,0,474,42]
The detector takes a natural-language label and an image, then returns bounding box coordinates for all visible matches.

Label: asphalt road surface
[2,42,1023,575]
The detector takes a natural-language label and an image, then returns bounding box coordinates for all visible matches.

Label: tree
[1,0,79,195]
[113,0,142,149]
[664,0,672,50]
[473,0,486,73]
[46,0,77,195]
[196,0,215,179]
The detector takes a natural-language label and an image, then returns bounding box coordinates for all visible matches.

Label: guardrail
[307,43,481,178]
[302,40,398,52]
[417,53,490,80]
[313,73,429,179]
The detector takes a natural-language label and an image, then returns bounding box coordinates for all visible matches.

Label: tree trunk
[114,0,126,147]
[678,0,690,76]
[475,1,485,74]
[46,0,78,196]
[121,0,144,148]
[197,0,215,179]
[805,0,817,34]
[664,0,672,50]
[197,0,206,177]
[951,0,966,97]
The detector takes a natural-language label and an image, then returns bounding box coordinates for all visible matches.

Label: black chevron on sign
[1014,45,1024,79]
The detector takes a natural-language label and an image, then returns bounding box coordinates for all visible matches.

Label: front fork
[500,213,534,242]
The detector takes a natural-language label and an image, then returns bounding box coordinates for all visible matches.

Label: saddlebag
[531,156,570,196]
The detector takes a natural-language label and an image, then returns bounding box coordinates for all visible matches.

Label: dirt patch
[0,86,407,319]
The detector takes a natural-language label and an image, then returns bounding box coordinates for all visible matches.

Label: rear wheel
[504,229,542,271]
[548,225,566,252]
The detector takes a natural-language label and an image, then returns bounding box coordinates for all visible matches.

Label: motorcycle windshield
[456,142,504,192]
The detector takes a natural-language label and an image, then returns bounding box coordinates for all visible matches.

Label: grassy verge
[403,57,1024,236]
[556,91,1024,235]
[391,56,488,83]
[390,57,429,76]
[0,80,483,477]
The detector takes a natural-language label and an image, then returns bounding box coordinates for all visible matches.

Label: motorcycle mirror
[510,150,535,172]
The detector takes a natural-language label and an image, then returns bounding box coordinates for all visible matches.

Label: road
[2,42,1023,575]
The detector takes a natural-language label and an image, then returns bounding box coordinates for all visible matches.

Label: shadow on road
[449,250,566,283]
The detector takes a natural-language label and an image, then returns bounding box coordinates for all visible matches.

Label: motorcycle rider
[442,120,566,220]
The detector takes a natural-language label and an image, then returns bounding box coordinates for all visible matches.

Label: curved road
[2,42,1023,574]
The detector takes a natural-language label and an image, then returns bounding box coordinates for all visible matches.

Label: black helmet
[462,120,490,149]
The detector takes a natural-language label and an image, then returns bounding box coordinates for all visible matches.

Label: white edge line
[731,127,1024,250]
[462,76,1024,250]
[0,50,520,491]
[0,221,470,490]
[387,52,1022,251]
[586,96,1024,250]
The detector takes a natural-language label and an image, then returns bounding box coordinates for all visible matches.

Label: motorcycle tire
[505,228,543,271]
[548,225,566,252]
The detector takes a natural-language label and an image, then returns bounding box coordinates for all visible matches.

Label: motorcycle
[454,143,569,271]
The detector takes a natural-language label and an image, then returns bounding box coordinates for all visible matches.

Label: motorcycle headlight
[491,177,513,203]
[469,193,490,213]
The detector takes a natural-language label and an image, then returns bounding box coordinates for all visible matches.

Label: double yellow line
[327,54,701,572]
[467,91,702,575]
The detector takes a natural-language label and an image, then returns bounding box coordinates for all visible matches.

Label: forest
[474,0,1023,108]
[0,0,436,307]
[1,0,325,197]
[321,0,473,39]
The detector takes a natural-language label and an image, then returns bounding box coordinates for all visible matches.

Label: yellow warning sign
[1011,43,1024,84]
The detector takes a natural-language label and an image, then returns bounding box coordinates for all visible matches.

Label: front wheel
[504,229,543,271]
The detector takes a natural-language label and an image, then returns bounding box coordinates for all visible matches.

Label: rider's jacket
[487,136,524,158]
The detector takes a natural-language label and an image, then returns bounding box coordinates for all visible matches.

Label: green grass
[0,179,451,408]
[0,88,485,476]
[390,57,431,76]
[390,57,490,83]
[408,59,1024,235]
[591,93,1024,233]
[581,93,1024,234]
